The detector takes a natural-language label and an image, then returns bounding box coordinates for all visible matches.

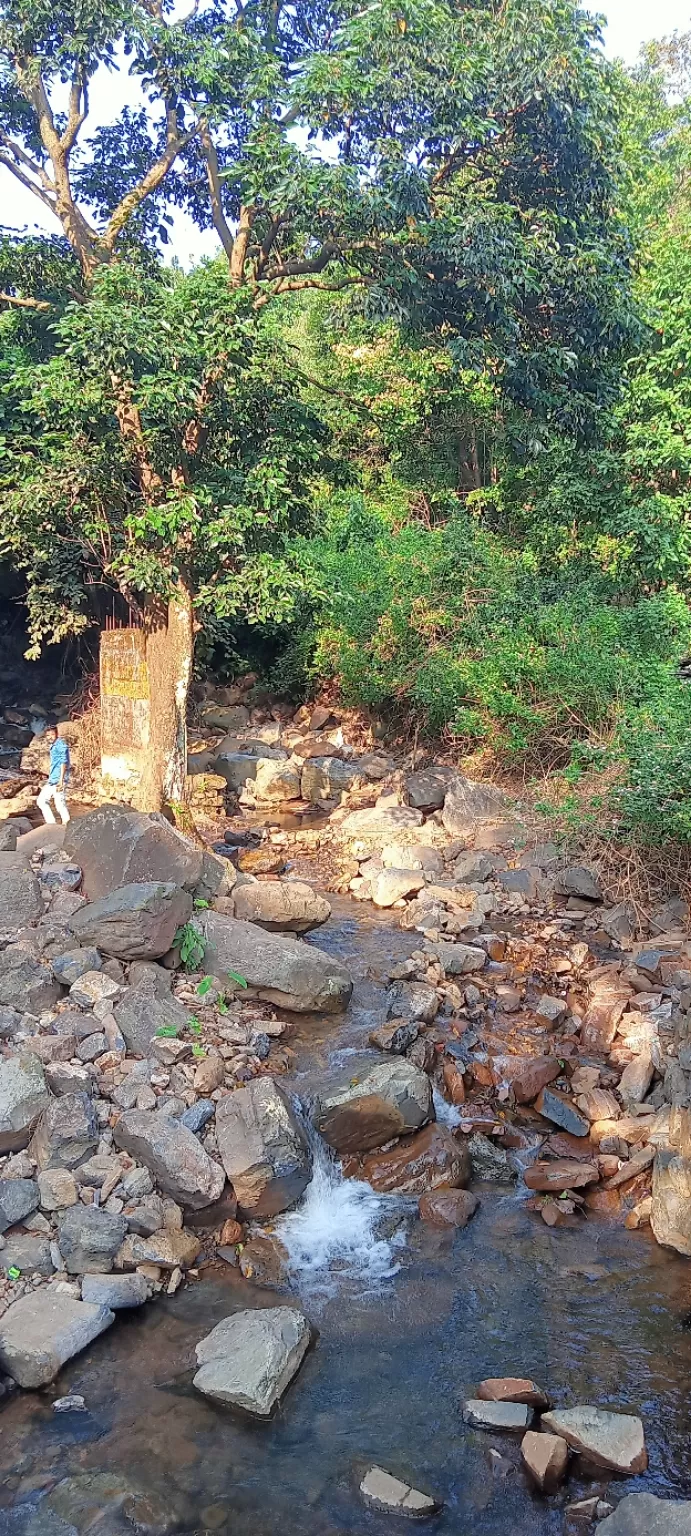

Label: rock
[38,1169,79,1211]
[652,1108,691,1255]
[618,1053,654,1111]
[0,947,61,1014]
[301,758,361,802]
[214,752,260,790]
[119,1227,200,1269]
[179,1100,215,1135]
[113,1109,225,1210]
[215,1078,311,1216]
[478,1378,549,1408]
[315,1060,433,1154]
[25,1034,78,1066]
[418,1189,479,1228]
[238,1233,288,1287]
[540,1405,647,1474]
[534,1087,590,1137]
[0,1291,114,1387]
[468,1132,515,1182]
[114,982,189,1058]
[194,912,353,1014]
[340,806,424,838]
[0,1176,39,1231]
[232,881,331,933]
[499,868,540,899]
[58,1205,127,1273]
[81,1272,148,1308]
[504,1057,561,1105]
[521,1430,568,1493]
[0,822,19,851]
[69,971,121,1009]
[51,948,103,985]
[64,806,203,901]
[387,981,439,1023]
[535,994,568,1026]
[441,775,509,837]
[524,1159,599,1192]
[0,1005,19,1039]
[371,869,426,908]
[30,1093,98,1170]
[423,941,487,976]
[596,1494,691,1533]
[354,1124,471,1195]
[1,1233,53,1274]
[369,1019,419,1054]
[405,767,455,811]
[193,1306,310,1417]
[0,852,43,928]
[45,1062,93,1096]
[69,881,192,960]
[462,1399,533,1431]
[201,703,250,732]
[360,1466,440,1517]
[193,1052,225,1095]
[554,865,603,901]
[253,759,301,802]
[0,1053,50,1153]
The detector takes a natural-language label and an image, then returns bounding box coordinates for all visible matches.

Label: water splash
[432,1085,463,1128]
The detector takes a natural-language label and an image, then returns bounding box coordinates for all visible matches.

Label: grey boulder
[0,1291,114,1387]
[113,1108,226,1209]
[0,946,61,1014]
[301,758,361,803]
[405,766,455,810]
[0,1176,39,1232]
[69,881,192,960]
[215,1078,312,1216]
[58,1205,127,1273]
[0,1053,50,1153]
[194,911,353,1014]
[231,880,331,934]
[596,1495,691,1534]
[114,981,190,1058]
[29,1092,98,1170]
[540,1405,647,1474]
[63,805,203,900]
[0,853,43,930]
[81,1272,148,1308]
[441,774,509,836]
[193,1306,311,1416]
[340,806,424,838]
[315,1059,433,1154]
[51,948,102,986]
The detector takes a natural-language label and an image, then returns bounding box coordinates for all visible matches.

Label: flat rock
[360,1465,440,1517]
[478,1378,549,1408]
[418,1189,479,1228]
[215,1078,311,1216]
[1,1233,54,1275]
[521,1430,568,1493]
[0,1053,50,1153]
[354,1124,471,1195]
[423,941,487,976]
[596,1494,691,1533]
[69,881,191,960]
[441,775,509,837]
[340,806,424,838]
[0,1176,39,1231]
[301,758,362,802]
[0,1290,114,1387]
[193,1306,310,1417]
[30,1092,98,1170]
[119,1227,200,1269]
[554,865,603,901]
[194,911,353,1014]
[114,982,189,1058]
[64,806,203,901]
[535,1087,590,1137]
[81,1272,148,1308]
[58,1205,127,1273]
[500,1056,560,1105]
[524,1159,599,1192]
[540,1405,647,1474]
[315,1060,433,1154]
[462,1399,533,1431]
[113,1109,226,1210]
[232,880,331,933]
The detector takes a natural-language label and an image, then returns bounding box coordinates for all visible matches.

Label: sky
[2,1,691,267]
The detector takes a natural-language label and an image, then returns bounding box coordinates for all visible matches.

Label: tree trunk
[136,582,194,814]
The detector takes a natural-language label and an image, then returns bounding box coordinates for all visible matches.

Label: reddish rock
[354,1125,471,1195]
[493,1055,560,1105]
[574,1088,620,1123]
[543,1132,596,1162]
[584,1187,622,1214]
[442,1060,466,1105]
[602,1145,654,1189]
[418,1188,479,1228]
[521,1430,569,1492]
[478,1377,549,1409]
[524,1159,599,1192]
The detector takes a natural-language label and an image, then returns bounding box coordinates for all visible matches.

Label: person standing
[36,726,71,825]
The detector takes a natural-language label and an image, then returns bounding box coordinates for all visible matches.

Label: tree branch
[61,67,89,154]
[0,148,57,212]
[102,115,202,253]
[263,239,340,280]
[0,290,52,311]
[199,121,235,260]
[229,202,255,286]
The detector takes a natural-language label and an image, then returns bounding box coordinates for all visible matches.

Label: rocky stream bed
[2,696,691,1533]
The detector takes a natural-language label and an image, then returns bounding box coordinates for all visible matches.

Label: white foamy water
[273,1134,405,1296]
[432,1085,463,1128]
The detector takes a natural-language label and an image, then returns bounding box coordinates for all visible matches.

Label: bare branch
[263,239,340,280]
[254,274,371,307]
[0,149,56,212]
[229,202,255,286]
[0,132,56,193]
[102,117,202,253]
[199,121,234,260]
[0,290,52,311]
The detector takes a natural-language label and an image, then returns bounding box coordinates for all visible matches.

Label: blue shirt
[48,738,70,786]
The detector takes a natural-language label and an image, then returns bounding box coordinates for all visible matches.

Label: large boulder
[441,774,509,837]
[315,1060,433,1154]
[0,1290,114,1388]
[0,945,61,1014]
[58,1205,127,1273]
[29,1092,98,1170]
[340,806,424,839]
[596,1495,691,1534]
[213,753,260,790]
[652,1108,691,1255]
[113,1108,226,1209]
[194,911,353,1013]
[404,767,455,810]
[252,759,301,802]
[63,806,203,901]
[0,853,43,930]
[69,881,191,960]
[231,880,331,934]
[114,981,189,1058]
[0,1053,50,1153]
[353,1125,471,1194]
[193,1306,311,1416]
[301,758,361,803]
[540,1406,647,1475]
[215,1078,312,1216]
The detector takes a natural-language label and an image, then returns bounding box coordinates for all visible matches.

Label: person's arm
[56,740,68,790]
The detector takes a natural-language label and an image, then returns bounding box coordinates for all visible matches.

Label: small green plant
[155,1025,179,1038]
[196,976,214,997]
[192,1044,205,1058]
[193,898,210,909]
[174,922,207,972]
[227,970,248,989]
[187,1016,203,1036]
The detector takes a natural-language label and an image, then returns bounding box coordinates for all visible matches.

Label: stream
[2,902,691,1534]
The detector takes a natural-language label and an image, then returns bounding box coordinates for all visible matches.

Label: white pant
[37,783,70,825]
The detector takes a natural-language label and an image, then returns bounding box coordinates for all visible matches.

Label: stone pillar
[100,629,151,787]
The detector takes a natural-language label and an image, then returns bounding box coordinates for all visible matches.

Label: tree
[0,0,636,807]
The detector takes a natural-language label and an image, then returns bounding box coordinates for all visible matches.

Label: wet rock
[252,759,301,802]
[478,1377,549,1408]
[114,982,189,1058]
[540,1405,647,1474]
[0,1053,50,1153]
[195,911,353,1014]
[360,1466,440,1517]
[407,1037,436,1073]
[405,766,455,811]
[418,1189,479,1228]
[113,1109,226,1210]
[651,1108,691,1255]
[58,1205,127,1273]
[1,1233,54,1274]
[0,853,43,928]
[30,1093,98,1170]
[524,1159,599,1191]
[596,1493,691,1533]
[387,981,438,1023]
[462,1399,533,1431]
[232,880,331,933]
[341,806,424,838]
[64,806,203,901]
[0,1176,39,1231]
[534,1087,590,1137]
[69,881,192,960]
[369,1019,419,1055]
[0,1291,114,1387]
[238,1233,288,1287]
[0,947,61,1014]
[554,866,603,901]
[38,1169,79,1211]
[301,758,361,802]
[193,1306,311,1417]
[81,1272,148,1308]
[423,941,487,976]
[521,1430,568,1493]
[468,1132,516,1182]
[354,1124,470,1195]
[496,1056,560,1105]
[215,1078,311,1216]
[51,948,102,985]
[315,1060,433,1154]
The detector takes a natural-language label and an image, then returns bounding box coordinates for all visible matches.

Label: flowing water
[3,901,691,1535]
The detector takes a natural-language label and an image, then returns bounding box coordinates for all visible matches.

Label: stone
[213,752,260,789]
[69,972,121,1009]
[360,1466,440,1517]
[193,1053,225,1095]
[252,758,301,802]
[462,1399,533,1431]
[69,881,192,960]
[76,1032,107,1063]
[301,758,361,802]
[575,1088,620,1123]
[506,1057,561,1105]
[651,1108,691,1255]
[114,1109,225,1209]
[215,1078,311,1216]
[0,852,43,928]
[371,870,426,908]
[25,1034,78,1065]
[355,1125,471,1195]
[535,994,568,1026]
[478,1378,549,1408]
[524,1159,599,1191]
[423,941,487,976]
[193,1306,311,1416]
[0,1175,39,1231]
[58,1205,127,1272]
[81,1272,148,1308]
[64,806,203,900]
[441,775,509,837]
[468,1132,515,1182]
[119,1227,200,1269]
[194,912,353,1014]
[315,1060,433,1154]
[618,1052,654,1110]
[0,1004,19,1039]
[418,1189,479,1228]
[30,1093,98,1170]
[596,1494,691,1533]
[405,766,455,810]
[51,948,103,985]
[340,806,424,838]
[200,703,250,732]
[0,1291,113,1387]
[554,865,603,901]
[179,1100,215,1135]
[534,1087,590,1137]
[0,821,19,851]
[540,1405,647,1474]
[521,1430,568,1493]
[602,1145,654,1189]
[1,1233,54,1274]
[369,1019,419,1054]
[499,867,540,899]
[0,947,61,1014]
[38,1169,79,1211]
[114,982,189,1058]
[0,1053,50,1153]
[232,881,331,933]
[45,1062,93,1096]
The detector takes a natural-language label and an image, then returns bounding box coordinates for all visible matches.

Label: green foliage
[174,923,207,972]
